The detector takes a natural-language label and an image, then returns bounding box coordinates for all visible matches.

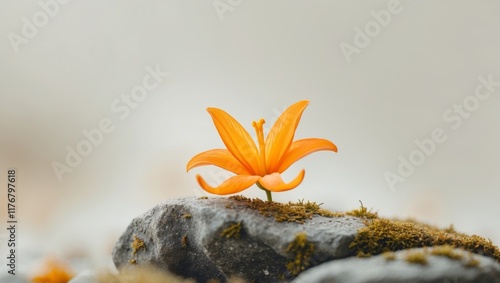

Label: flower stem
[265,190,273,202]
[256,182,273,202]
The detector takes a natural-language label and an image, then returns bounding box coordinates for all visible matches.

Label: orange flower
[32,259,73,283]
[186,100,337,201]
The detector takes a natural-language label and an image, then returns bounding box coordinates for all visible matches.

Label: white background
[1,0,499,275]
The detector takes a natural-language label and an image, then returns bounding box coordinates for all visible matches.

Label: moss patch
[221,222,242,239]
[349,218,500,262]
[405,251,428,265]
[345,201,378,219]
[430,245,463,260]
[391,246,484,268]
[286,232,315,276]
[227,196,500,263]
[229,195,340,223]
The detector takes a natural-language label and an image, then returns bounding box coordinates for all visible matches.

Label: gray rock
[112,196,365,282]
[292,247,500,283]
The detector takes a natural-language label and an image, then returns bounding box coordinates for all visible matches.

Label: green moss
[229,195,341,224]
[430,245,463,260]
[349,218,500,262]
[443,224,457,234]
[356,251,372,258]
[227,195,500,264]
[285,232,315,276]
[221,222,241,239]
[390,247,483,268]
[345,201,378,219]
[405,251,428,265]
[228,196,380,223]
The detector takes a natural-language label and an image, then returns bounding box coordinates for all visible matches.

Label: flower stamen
[252,119,266,175]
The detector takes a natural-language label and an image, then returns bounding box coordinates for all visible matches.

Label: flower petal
[196,174,260,195]
[265,100,309,172]
[186,149,249,175]
[276,138,337,173]
[258,169,305,192]
[207,107,260,175]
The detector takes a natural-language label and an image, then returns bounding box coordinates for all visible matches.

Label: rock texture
[112,197,365,282]
[292,247,500,283]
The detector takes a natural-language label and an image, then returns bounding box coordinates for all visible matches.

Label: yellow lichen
[131,235,145,255]
[286,232,315,276]
[129,235,146,265]
[221,222,241,239]
[182,214,192,219]
[405,251,428,265]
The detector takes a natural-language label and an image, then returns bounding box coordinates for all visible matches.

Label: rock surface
[292,247,500,283]
[112,196,365,282]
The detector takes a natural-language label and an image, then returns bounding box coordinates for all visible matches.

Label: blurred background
[1,0,500,278]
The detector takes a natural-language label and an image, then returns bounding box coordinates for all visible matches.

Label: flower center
[252,119,266,175]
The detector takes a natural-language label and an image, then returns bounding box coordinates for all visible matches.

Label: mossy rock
[112,196,500,282]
